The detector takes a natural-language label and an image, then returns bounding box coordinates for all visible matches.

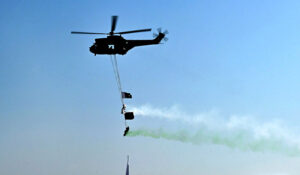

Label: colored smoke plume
[127,105,300,156]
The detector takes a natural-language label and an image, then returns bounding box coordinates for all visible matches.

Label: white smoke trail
[128,105,300,156]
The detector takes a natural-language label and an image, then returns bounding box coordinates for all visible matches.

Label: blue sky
[1,0,300,175]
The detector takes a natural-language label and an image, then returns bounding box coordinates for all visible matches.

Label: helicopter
[71,16,168,55]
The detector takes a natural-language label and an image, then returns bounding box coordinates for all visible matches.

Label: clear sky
[1,0,300,175]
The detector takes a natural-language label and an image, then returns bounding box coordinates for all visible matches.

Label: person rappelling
[121,104,126,114]
[123,126,130,136]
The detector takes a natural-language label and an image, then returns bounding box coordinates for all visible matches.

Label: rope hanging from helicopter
[110,54,124,105]
[110,54,128,127]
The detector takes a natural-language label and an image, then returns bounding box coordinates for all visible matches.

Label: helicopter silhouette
[71,16,168,55]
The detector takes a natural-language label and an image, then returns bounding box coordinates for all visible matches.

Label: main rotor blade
[71,31,107,34]
[115,28,152,35]
[111,16,118,34]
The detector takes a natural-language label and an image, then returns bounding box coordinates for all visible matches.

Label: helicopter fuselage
[89,34,165,55]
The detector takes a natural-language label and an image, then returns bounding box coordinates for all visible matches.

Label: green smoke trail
[127,128,300,156]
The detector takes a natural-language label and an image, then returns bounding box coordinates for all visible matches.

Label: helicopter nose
[89,45,95,53]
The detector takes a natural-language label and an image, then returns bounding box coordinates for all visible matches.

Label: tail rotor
[153,28,169,42]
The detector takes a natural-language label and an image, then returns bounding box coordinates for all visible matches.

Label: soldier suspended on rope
[121,104,126,114]
[123,126,130,136]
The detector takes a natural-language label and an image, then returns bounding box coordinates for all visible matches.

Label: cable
[110,55,124,103]
[114,55,123,94]
[110,55,119,91]
[109,55,128,127]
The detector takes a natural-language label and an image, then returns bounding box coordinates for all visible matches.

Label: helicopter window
[108,44,114,49]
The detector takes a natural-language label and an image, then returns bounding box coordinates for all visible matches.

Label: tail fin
[153,33,165,44]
